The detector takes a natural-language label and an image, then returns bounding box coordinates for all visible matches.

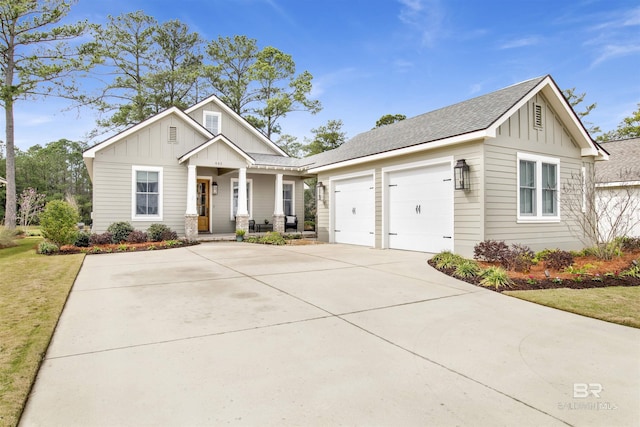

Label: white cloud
[591,44,640,67]
[397,0,445,47]
[499,36,540,50]
[310,67,359,98]
[393,59,414,73]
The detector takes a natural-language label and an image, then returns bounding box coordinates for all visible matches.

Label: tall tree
[0,0,92,229]
[147,20,203,112]
[205,35,259,115]
[91,11,158,131]
[275,134,303,158]
[563,87,601,136]
[375,113,406,128]
[303,119,346,156]
[250,46,321,138]
[598,103,640,141]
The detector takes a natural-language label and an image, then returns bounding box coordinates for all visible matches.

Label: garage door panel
[387,163,453,252]
[334,176,374,247]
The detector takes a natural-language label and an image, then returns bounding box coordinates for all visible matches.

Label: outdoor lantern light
[454,159,470,191]
[212,181,218,195]
[317,181,325,201]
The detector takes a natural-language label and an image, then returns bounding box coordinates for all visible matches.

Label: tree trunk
[4,96,16,229]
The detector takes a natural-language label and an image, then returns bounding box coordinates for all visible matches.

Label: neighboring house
[595,138,640,238]
[0,176,6,187]
[84,95,310,239]
[305,75,608,257]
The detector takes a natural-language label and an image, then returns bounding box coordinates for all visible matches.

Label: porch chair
[248,220,255,232]
[285,215,298,232]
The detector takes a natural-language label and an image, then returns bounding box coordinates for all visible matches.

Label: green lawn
[505,286,640,328]
[0,236,84,427]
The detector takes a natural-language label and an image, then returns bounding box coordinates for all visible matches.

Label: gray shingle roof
[248,153,313,169]
[305,76,548,169]
[595,138,640,183]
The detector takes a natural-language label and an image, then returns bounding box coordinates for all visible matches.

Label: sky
[4,0,640,151]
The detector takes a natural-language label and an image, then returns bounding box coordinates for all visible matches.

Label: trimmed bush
[541,250,574,271]
[39,200,79,247]
[454,259,481,279]
[432,251,465,270]
[503,243,535,273]
[473,240,510,263]
[107,221,134,243]
[126,230,148,243]
[259,232,286,245]
[147,224,178,242]
[90,232,114,245]
[37,240,59,255]
[74,231,91,247]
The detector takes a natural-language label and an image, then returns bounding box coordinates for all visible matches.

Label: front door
[197,179,209,232]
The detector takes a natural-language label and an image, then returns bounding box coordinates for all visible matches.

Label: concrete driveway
[20,242,640,426]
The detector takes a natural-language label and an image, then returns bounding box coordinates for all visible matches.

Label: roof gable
[185,94,289,157]
[307,75,606,172]
[178,134,255,165]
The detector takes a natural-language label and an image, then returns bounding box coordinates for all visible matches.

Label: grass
[505,287,640,328]
[0,236,84,427]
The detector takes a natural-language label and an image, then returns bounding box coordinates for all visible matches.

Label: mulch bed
[58,240,199,255]
[428,250,640,292]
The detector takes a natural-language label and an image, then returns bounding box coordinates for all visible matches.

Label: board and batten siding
[316,141,484,256]
[484,93,591,252]
[187,102,279,155]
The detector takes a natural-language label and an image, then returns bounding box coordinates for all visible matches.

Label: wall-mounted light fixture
[212,181,218,195]
[454,159,470,191]
[317,181,325,201]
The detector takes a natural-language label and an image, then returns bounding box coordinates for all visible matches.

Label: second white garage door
[333,175,374,246]
[386,163,454,252]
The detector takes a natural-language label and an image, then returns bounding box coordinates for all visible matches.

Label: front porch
[195,230,318,242]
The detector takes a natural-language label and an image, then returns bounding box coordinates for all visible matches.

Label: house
[0,176,6,186]
[595,138,640,238]
[305,75,608,257]
[83,95,311,239]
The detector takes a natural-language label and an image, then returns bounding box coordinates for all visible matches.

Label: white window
[517,153,559,222]
[230,178,253,219]
[132,166,163,220]
[203,111,221,135]
[283,181,295,216]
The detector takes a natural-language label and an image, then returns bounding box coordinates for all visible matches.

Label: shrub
[90,232,114,245]
[37,240,59,255]
[107,221,134,243]
[39,200,79,247]
[147,224,178,242]
[621,262,640,278]
[454,259,481,279]
[0,228,18,249]
[74,231,91,248]
[473,240,510,263]
[432,251,465,270]
[479,266,513,290]
[541,250,574,271]
[259,232,286,245]
[502,243,535,273]
[126,230,148,243]
[620,237,640,252]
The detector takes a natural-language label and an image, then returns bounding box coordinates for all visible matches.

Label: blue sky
[6,0,640,151]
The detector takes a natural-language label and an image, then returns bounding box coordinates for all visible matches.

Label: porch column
[236,167,249,232]
[184,164,198,241]
[273,173,285,233]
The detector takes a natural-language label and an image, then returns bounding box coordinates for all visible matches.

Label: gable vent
[168,126,178,143]
[533,103,543,129]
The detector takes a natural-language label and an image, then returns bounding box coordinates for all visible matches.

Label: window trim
[132,165,163,221]
[516,153,560,223]
[283,180,295,217]
[230,178,253,220]
[203,110,222,135]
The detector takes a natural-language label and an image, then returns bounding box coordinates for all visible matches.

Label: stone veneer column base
[184,214,198,241]
[235,214,249,232]
[273,214,285,233]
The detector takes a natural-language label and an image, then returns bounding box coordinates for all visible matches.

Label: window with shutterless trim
[132,166,163,220]
[517,153,560,222]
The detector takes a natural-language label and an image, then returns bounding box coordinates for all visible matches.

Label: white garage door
[333,175,374,246]
[387,163,453,252]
